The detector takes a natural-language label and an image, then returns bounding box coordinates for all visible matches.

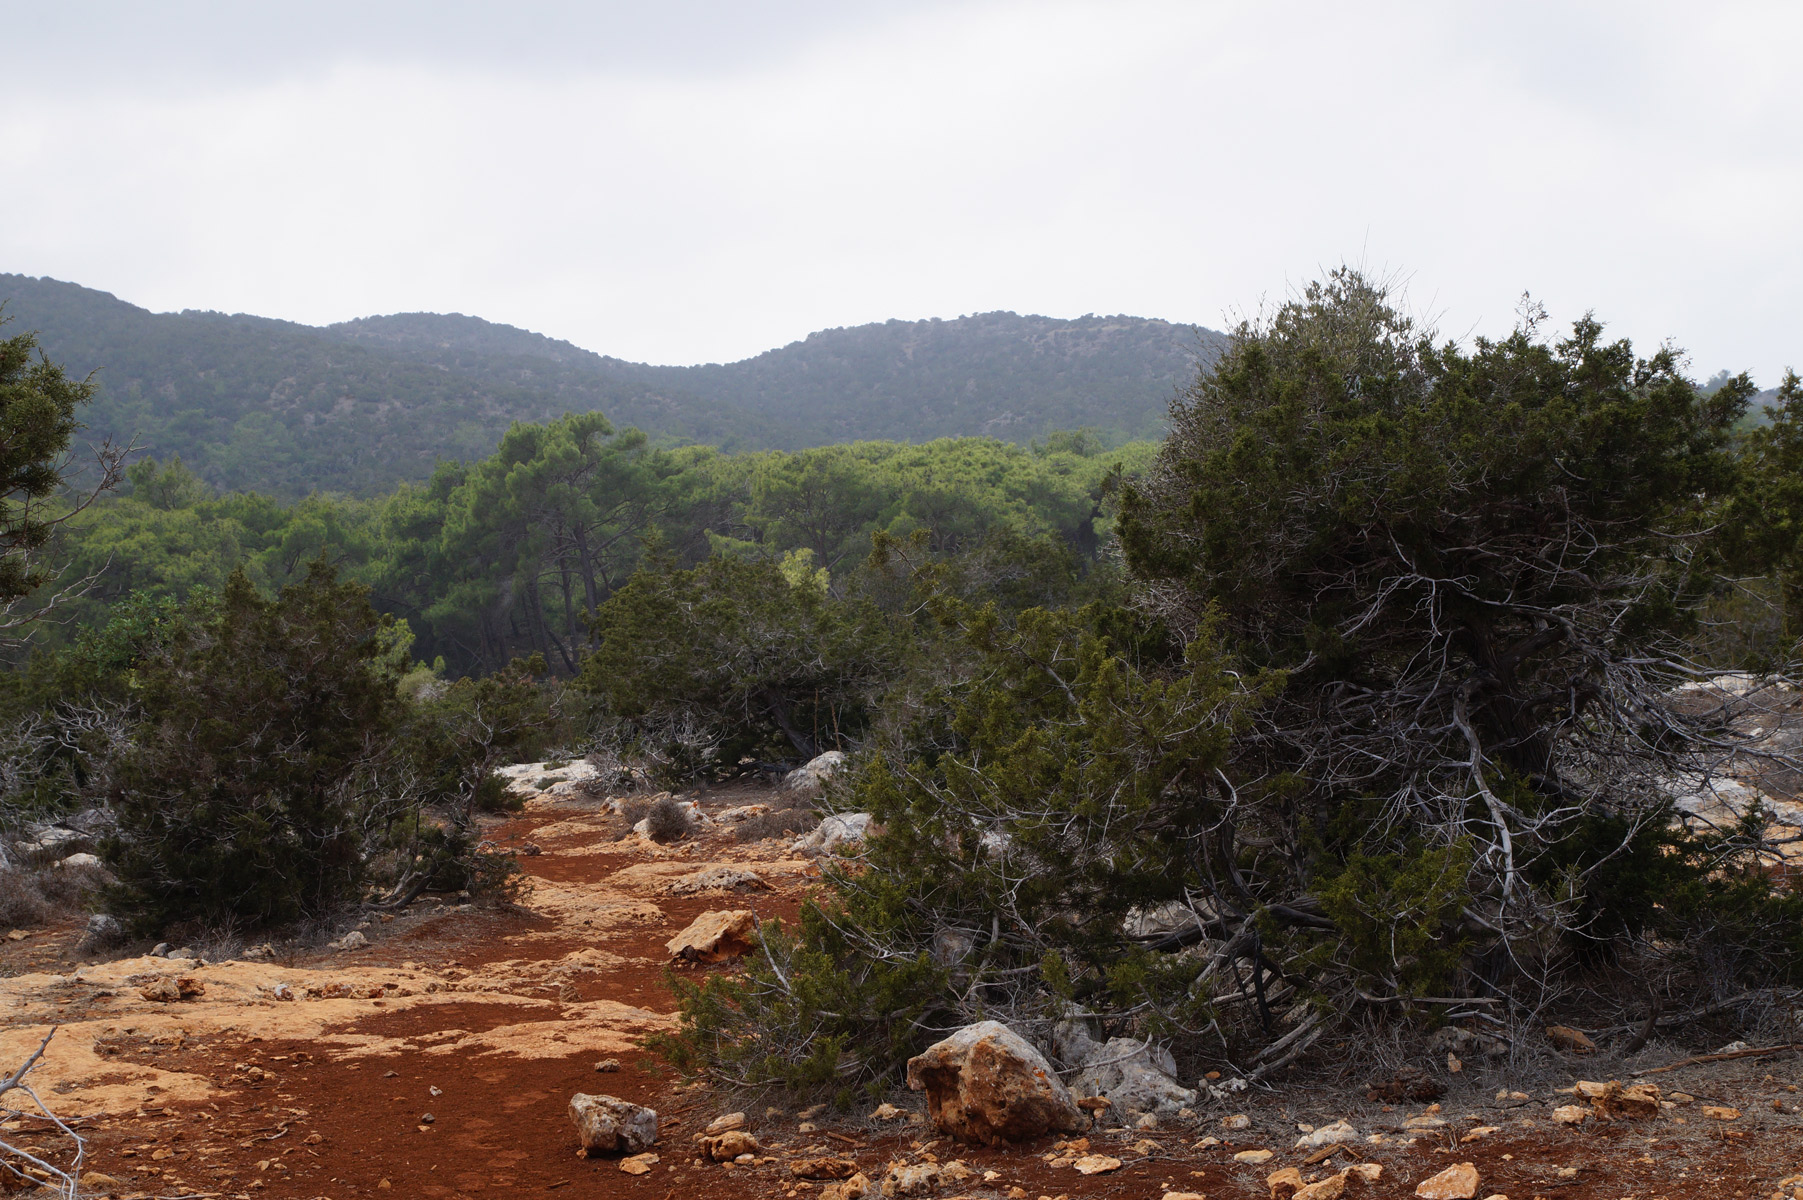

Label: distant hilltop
[0,273,1224,499]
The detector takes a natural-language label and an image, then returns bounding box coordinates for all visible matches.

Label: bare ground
[3,778,1801,1200]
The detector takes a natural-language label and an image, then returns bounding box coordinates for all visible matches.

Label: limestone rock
[868,1102,906,1121]
[1234,1149,1275,1164]
[717,803,772,822]
[1345,1163,1383,1181]
[1296,1175,1346,1200]
[790,1156,858,1180]
[1221,1112,1252,1130]
[1269,1166,1305,1198]
[1701,1104,1740,1120]
[82,913,123,946]
[1066,1036,1198,1118]
[882,1161,941,1196]
[1573,1079,1661,1119]
[570,1093,659,1155]
[1551,1104,1588,1125]
[823,1172,872,1200]
[797,811,873,855]
[666,909,757,963]
[904,1020,1086,1145]
[705,1111,746,1134]
[139,974,202,1002]
[1072,1154,1122,1174]
[330,930,368,951]
[784,750,847,797]
[1414,1162,1479,1199]
[670,867,769,896]
[699,1129,759,1161]
[1295,1118,1357,1148]
[1545,1024,1596,1053]
[619,1152,658,1175]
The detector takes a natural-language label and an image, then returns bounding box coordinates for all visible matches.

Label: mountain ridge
[0,273,1221,498]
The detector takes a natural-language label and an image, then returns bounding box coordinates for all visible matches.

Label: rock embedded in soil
[904,1020,1087,1145]
[821,1172,872,1200]
[1234,1149,1275,1164]
[570,1092,659,1155]
[705,1111,746,1134]
[790,1156,859,1180]
[1072,1154,1122,1174]
[1414,1161,1480,1199]
[1269,1165,1305,1198]
[1296,1175,1346,1200]
[666,909,758,962]
[619,1152,658,1175]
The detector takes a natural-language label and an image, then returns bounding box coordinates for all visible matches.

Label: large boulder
[570,1093,658,1155]
[796,812,873,856]
[1065,1035,1197,1119]
[904,1020,1086,1145]
[666,910,758,962]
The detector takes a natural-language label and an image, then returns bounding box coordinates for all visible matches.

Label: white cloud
[4,0,1798,381]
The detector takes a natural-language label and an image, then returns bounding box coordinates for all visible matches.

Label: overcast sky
[5,1,1799,380]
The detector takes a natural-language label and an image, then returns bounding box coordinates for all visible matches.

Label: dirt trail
[4,777,1802,1200]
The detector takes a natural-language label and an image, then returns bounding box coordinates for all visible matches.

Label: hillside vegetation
[0,273,1217,498]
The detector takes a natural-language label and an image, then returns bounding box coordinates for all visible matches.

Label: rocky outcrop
[570,1093,658,1155]
[904,1020,1087,1145]
[666,910,758,962]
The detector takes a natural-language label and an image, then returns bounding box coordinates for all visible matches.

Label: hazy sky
[6,1,1799,380]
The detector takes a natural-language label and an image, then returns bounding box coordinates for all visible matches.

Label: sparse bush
[645,796,692,844]
[734,807,815,843]
[0,868,54,927]
[0,861,109,928]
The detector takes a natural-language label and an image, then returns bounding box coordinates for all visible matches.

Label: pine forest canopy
[0,273,1221,500]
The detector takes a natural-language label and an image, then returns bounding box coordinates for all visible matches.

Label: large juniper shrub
[101,561,409,933]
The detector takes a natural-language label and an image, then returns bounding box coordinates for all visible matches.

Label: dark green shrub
[101,561,405,933]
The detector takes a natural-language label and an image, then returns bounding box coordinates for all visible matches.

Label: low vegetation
[2,269,1801,1104]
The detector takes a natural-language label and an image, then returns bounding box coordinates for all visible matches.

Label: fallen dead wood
[1631,1043,1803,1076]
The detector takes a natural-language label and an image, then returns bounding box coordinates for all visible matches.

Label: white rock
[783,750,847,796]
[1294,1118,1358,1148]
[570,1093,659,1154]
[795,812,873,855]
[1067,1037,1198,1119]
[330,930,369,951]
[56,852,104,869]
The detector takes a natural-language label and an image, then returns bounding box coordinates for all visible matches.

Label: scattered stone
[1545,1025,1596,1054]
[705,1111,747,1134]
[1072,1154,1122,1175]
[1295,1119,1357,1148]
[619,1152,658,1175]
[330,930,368,951]
[700,1129,759,1161]
[521,841,542,856]
[666,910,758,963]
[594,1059,620,1073]
[80,913,124,946]
[1234,1149,1275,1164]
[1701,1104,1741,1120]
[1222,1113,1252,1130]
[139,975,203,1003]
[869,1102,906,1121]
[790,1157,858,1180]
[1459,1126,1499,1143]
[669,866,770,895]
[420,1112,435,1124]
[1551,1105,1588,1125]
[570,1093,659,1155]
[150,941,170,956]
[716,803,773,822]
[1402,1115,1447,1130]
[80,1171,123,1190]
[1164,1193,1208,1200]
[1345,1163,1383,1182]
[904,1020,1086,1145]
[1414,1162,1480,1200]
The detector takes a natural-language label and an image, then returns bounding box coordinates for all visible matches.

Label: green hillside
[0,273,1221,498]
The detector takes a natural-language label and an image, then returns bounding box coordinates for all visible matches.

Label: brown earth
[4,777,1803,1200]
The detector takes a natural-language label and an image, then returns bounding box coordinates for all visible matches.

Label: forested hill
[0,273,1221,498]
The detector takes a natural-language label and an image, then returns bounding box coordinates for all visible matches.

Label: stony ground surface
[3,773,1802,1200]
